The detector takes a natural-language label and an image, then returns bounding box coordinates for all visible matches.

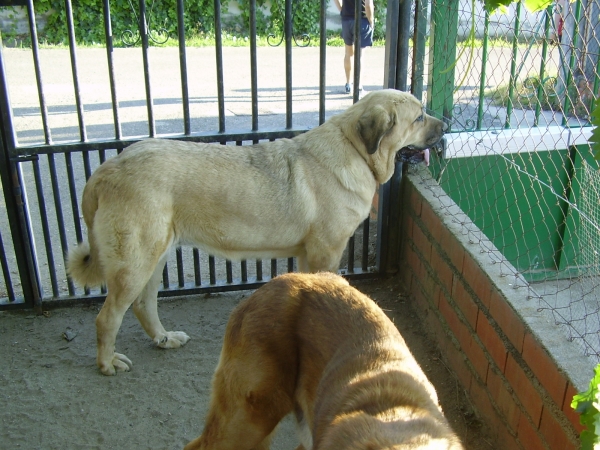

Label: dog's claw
[156,331,190,349]
[99,352,133,376]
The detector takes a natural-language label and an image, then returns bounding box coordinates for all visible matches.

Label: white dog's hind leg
[96,283,141,375]
[133,254,190,349]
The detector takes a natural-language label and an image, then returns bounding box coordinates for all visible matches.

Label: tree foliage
[28,0,222,45]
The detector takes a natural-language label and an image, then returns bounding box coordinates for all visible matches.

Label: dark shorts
[341,17,373,48]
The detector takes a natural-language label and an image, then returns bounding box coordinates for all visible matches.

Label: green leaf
[571,364,600,449]
[523,0,554,12]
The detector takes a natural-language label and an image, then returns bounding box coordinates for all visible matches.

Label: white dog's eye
[415,114,424,123]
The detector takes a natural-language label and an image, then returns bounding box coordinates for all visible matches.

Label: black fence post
[0,39,42,309]
[378,0,413,274]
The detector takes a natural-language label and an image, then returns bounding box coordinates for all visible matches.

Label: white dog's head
[347,89,447,183]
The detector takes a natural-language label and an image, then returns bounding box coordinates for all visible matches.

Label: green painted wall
[428,147,596,281]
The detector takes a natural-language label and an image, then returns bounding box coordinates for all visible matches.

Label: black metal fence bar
[32,158,59,297]
[347,236,355,273]
[193,248,201,286]
[27,0,51,145]
[285,0,292,128]
[47,154,74,295]
[176,0,191,135]
[0,230,15,303]
[250,0,259,131]
[102,0,122,140]
[213,0,226,133]
[226,261,233,284]
[65,0,87,142]
[176,247,185,287]
[241,260,248,283]
[138,0,156,136]
[362,219,370,271]
[319,0,327,124]
[9,130,307,158]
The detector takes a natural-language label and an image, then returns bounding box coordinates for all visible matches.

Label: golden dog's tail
[66,181,105,288]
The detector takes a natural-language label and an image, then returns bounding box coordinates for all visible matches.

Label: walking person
[333,0,375,95]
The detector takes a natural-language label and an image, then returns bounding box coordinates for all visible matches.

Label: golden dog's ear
[357,105,397,155]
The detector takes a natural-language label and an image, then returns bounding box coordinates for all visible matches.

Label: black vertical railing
[0,0,389,309]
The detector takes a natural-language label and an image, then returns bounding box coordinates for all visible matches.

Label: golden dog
[66,89,447,375]
[184,273,464,450]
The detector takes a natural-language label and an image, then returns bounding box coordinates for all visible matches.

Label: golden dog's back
[217,273,463,450]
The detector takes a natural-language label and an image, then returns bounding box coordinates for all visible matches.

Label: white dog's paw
[155,331,190,349]
[99,352,133,376]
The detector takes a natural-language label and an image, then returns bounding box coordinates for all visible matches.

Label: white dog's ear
[357,105,397,155]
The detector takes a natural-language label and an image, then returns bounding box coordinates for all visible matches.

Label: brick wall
[397,166,589,450]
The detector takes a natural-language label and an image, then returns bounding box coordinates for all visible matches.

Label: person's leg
[344,44,354,86]
[341,18,355,93]
[358,17,374,93]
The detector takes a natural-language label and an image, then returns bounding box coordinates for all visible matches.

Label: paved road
[4,46,388,145]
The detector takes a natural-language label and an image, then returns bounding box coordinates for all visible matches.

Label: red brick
[505,354,544,427]
[431,247,454,293]
[539,407,579,450]
[489,287,526,353]
[431,284,441,309]
[469,379,501,436]
[441,227,465,272]
[423,206,445,248]
[404,214,414,241]
[413,223,432,264]
[442,340,473,392]
[487,369,521,433]
[409,186,423,217]
[413,282,430,314]
[400,266,413,292]
[451,277,479,329]
[476,310,508,372]
[517,414,547,450]
[464,335,489,383]
[522,333,568,407]
[462,253,493,309]
[562,383,585,435]
[406,245,420,277]
[439,291,469,350]
[420,267,437,300]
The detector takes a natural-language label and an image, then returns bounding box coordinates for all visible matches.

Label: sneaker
[345,83,351,94]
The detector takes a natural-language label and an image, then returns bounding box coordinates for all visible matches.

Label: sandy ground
[0,275,496,450]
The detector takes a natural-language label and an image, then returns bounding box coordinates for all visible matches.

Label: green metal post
[505,1,521,129]
[534,6,552,126]
[476,12,490,130]
[427,0,459,124]
[412,0,428,100]
[562,0,583,124]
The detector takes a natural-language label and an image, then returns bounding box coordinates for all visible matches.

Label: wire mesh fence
[421,0,600,363]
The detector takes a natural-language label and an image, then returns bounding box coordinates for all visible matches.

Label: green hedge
[14,0,386,46]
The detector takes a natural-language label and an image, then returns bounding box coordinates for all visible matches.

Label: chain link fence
[421,0,600,363]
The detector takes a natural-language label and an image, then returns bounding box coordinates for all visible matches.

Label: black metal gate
[0,0,416,310]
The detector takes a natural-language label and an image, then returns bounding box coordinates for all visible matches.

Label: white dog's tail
[66,240,105,288]
[66,182,105,288]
